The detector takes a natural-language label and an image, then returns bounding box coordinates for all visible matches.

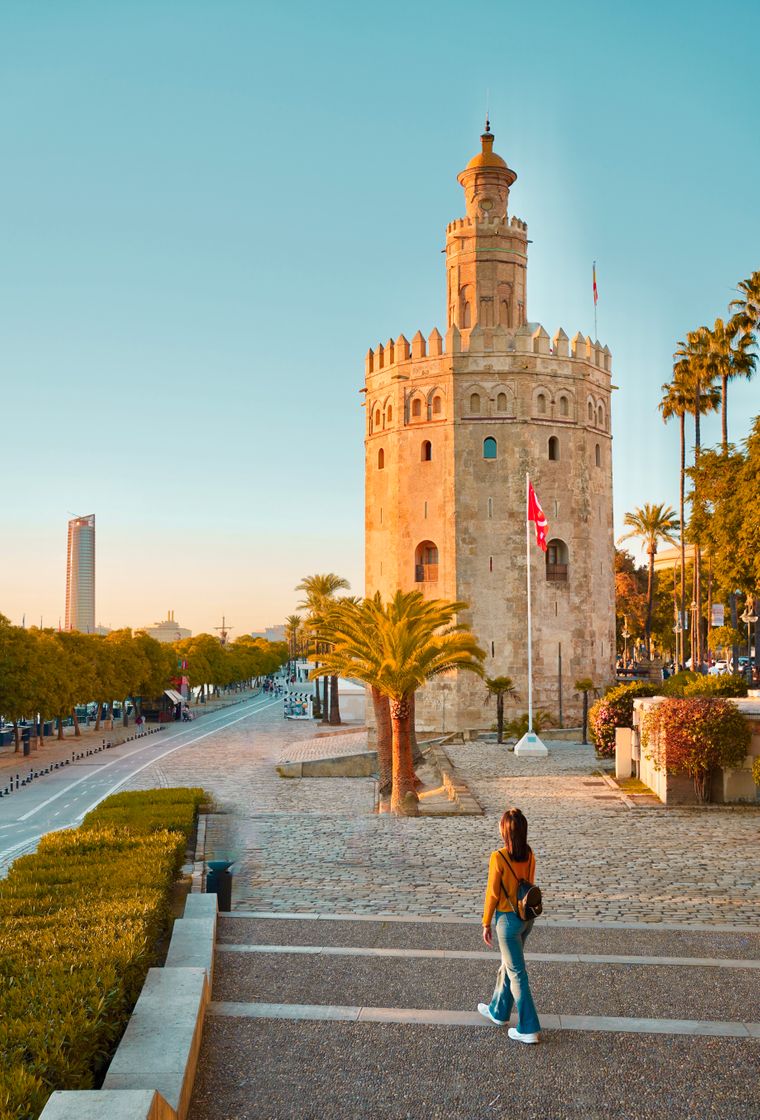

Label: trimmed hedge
[0,787,204,1120]
[588,681,659,757]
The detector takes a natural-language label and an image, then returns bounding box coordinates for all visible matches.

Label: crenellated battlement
[365,322,611,377]
[446,214,528,236]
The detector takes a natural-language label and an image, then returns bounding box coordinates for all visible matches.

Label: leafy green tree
[0,620,38,750]
[698,318,756,450]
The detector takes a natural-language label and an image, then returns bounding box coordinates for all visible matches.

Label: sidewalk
[190,913,760,1120]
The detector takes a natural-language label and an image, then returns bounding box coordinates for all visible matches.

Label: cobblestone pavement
[121,702,760,928]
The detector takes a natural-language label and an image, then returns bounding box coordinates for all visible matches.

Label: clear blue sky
[2,0,758,635]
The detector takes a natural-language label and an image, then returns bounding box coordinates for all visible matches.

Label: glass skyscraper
[65,514,96,632]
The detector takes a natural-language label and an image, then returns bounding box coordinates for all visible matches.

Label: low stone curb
[428,746,483,815]
[38,894,218,1120]
[277,751,378,778]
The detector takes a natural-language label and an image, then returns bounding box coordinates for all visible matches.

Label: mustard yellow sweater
[482,847,536,927]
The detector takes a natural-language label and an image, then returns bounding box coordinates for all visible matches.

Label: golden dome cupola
[457,120,517,221]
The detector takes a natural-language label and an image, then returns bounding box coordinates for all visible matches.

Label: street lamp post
[740,604,758,684]
[622,617,631,670]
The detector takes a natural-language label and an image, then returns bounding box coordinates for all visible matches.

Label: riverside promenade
[117,702,760,1120]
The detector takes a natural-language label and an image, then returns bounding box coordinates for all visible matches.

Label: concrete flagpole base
[514,731,549,757]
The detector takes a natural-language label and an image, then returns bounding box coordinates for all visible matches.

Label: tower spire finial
[485,88,491,134]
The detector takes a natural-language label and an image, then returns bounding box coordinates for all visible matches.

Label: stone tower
[364,126,615,732]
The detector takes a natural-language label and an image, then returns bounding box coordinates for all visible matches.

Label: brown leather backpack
[499,851,544,921]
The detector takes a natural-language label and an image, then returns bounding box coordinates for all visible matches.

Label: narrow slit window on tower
[483,437,497,459]
[548,436,559,461]
[588,401,594,421]
[421,440,432,461]
[489,556,493,572]
[380,507,383,524]
[491,641,495,658]
[537,393,547,415]
[424,500,428,519]
[470,392,481,413]
[487,497,493,519]
[595,443,601,467]
[377,448,384,469]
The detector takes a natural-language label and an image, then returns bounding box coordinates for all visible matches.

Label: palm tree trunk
[371,686,393,797]
[721,374,728,450]
[329,675,341,725]
[645,547,655,659]
[390,695,418,816]
[496,695,504,743]
[685,412,689,667]
[409,692,424,768]
[95,700,102,731]
[312,662,322,719]
[581,691,589,745]
[321,676,329,723]
[693,405,702,669]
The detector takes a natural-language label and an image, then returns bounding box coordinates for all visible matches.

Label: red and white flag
[527,480,548,551]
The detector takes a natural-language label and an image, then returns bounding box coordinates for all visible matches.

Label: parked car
[708,661,729,676]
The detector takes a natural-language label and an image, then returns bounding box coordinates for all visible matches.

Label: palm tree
[310,595,393,797]
[485,676,519,743]
[672,333,721,667]
[698,318,756,449]
[659,374,689,668]
[284,614,302,677]
[729,270,760,339]
[618,504,680,658]
[314,591,484,815]
[296,573,350,724]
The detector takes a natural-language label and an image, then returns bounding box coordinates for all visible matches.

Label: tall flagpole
[593,260,598,340]
[526,471,533,735]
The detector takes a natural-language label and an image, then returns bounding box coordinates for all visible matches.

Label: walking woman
[478,807,541,1042]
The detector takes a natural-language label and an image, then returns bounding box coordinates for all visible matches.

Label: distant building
[653,544,696,574]
[251,624,286,643]
[141,610,192,643]
[65,514,96,632]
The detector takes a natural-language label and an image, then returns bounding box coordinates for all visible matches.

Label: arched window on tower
[375,408,381,427]
[559,395,569,417]
[470,392,481,414]
[377,448,385,470]
[483,437,497,460]
[597,404,606,429]
[546,539,569,583]
[463,302,471,328]
[421,440,432,462]
[414,541,439,583]
[497,392,507,411]
[386,404,393,423]
[432,395,442,416]
[588,400,594,422]
[548,436,559,461]
[595,443,601,467]
[500,300,510,327]
[411,397,422,419]
[536,393,547,416]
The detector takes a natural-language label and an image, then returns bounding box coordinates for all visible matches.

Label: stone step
[217,914,760,961]
[210,942,760,1024]
[190,1016,760,1120]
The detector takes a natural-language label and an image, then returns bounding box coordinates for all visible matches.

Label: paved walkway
[121,704,760,927]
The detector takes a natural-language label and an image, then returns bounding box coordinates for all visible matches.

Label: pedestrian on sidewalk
[478,807,542,1043]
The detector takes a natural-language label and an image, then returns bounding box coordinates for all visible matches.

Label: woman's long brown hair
[500,808,530,862]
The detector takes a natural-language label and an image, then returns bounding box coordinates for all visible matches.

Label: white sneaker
[477,1002,506,1026]
[508,1027,540,1044]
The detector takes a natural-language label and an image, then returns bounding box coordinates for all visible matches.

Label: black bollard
[206,860,234,911]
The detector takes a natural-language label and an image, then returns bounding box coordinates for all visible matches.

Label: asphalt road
[0,693,281,874]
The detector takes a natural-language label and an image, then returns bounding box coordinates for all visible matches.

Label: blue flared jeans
[488,909,541,1033]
